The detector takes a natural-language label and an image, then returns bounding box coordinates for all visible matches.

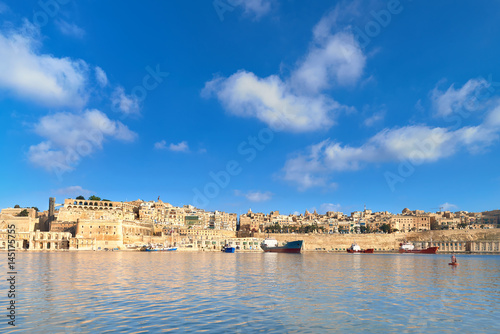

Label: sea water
[3,252,500,333]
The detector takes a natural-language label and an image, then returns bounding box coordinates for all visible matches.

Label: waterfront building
[0,230,72,250]
[74,219,153,250]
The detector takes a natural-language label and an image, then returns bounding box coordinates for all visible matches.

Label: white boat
[347,242,374,253]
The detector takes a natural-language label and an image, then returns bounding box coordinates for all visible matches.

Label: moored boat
[142,245,177,252]
[347,243,374,253]
[260,238,303,253]
[222,245,236,253]
[398,242,438,254]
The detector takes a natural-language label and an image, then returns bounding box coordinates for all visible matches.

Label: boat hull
[261,240,303,253]
[144,247,177,252]
[223,247,236,253]
[347,248,374,253]
[398,246,439,254]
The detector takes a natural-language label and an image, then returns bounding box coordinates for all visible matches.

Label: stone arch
[79,201,83,205]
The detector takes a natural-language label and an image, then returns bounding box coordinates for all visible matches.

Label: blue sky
[1,0,499,214]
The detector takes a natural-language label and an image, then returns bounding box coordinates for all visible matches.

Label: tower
[48,197,55,230]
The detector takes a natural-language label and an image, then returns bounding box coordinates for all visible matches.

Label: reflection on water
[5,252,500,333]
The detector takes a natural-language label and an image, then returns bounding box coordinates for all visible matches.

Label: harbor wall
[254,229,500,252]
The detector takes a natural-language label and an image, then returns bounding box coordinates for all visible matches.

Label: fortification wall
[254,229,500,251]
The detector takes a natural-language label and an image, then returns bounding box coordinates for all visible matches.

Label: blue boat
[222,246,236,253]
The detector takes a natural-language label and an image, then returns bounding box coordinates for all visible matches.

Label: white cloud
[55,19,85,39]
[282,122,500,190]
[54,185,92,197]
[29,110,136,173]
[154,140,167,150]
[95,66,108,87]
[320,203,342,214]
[282,77,500,190]
[431,78,490,117]
[363,110,385,127]
[440,202,458,212]
[111,86,140,114]
[155,140,190,152]
[203,7,366,132]
[235,190,273,202]
[231,0,273,19]
[169,141,189,152]
[291,32,366,93]
[203,71,340,132]
[0,21,89,108]
[486,104,500,127]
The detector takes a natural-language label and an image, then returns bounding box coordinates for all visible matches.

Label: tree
[76,195,85,200]
[88,195,101,201]
[102,199,111,202]
[379,223,391,233]
[18,209,29,217]
[14,204,20,208]
[31,207,39,212]
[265,223,282,233]
[430,221,440,230]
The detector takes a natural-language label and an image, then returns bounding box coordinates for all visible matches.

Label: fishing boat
[144,246,177,252]
[398,241,438,254]
[222,245,236,253]
[260,238,303,253]
[346,243,374,253]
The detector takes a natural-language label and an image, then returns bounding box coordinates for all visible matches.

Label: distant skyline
[1,1,499,214]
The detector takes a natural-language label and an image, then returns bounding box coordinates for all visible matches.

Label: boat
[222,245,236,253]
[398,242,438,254]
[260,238,303,253]
[346,243,374,253]
[142,245,177,252]
[448,262,459,266]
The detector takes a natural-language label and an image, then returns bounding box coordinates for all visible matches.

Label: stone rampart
[254,229,500,251]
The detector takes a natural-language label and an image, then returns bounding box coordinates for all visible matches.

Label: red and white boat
[398,242,438,254]
[347,243,374,253]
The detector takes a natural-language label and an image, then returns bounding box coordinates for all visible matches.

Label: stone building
[74,219,153,250]
[0,230,72,250]
[239,209,267,232]
[390,215,431,232]
[58,198,135,222]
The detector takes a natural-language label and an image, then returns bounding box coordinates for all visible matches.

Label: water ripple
[5,252,500,333]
